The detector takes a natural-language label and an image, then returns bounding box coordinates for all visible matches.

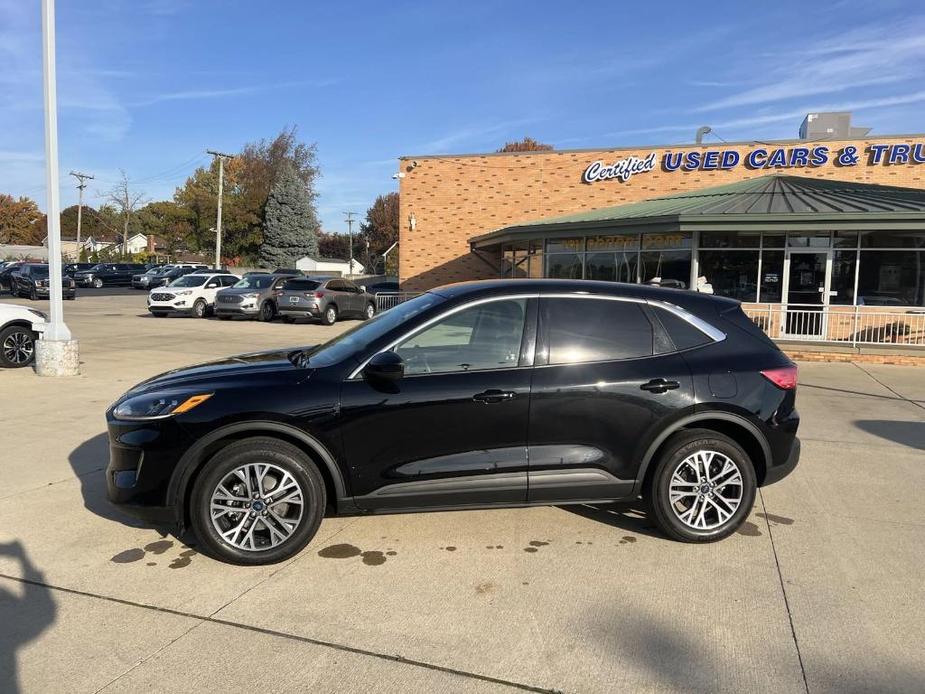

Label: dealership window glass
[698,250,759,301]
[542,298,653,363]
[512,250,529,278]
[762,234,785,248]
[642,232,691,250]
[545,253,583,279]
[546,238,585,253]
[830,251,858,305]
[759,251,784,302]
[833,231,859,248]
[787,233,830,248]
[856,251,925,306]
[527,245,545,278]
[700,231,760,249]
[859,231,925,249]
[396,299,527,375]
[639,250,691,289]
[586,234,639,251]
[586,250,638,283]
[501,247,514,278]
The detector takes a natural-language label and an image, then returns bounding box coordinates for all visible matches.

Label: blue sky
[2,0,925,232]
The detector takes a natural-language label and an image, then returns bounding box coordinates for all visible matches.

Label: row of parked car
[0,261,78,300]
[146,268,398,325]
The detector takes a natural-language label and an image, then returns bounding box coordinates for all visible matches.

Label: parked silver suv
[214,272,299,321]
[277,276,375,325]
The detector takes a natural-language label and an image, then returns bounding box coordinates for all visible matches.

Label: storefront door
[783,250,830,336]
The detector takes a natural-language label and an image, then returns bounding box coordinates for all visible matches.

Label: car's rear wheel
[92,277,103,288]
[0,325,36,368]
[364,302,376,320]
[190,437,326,565]
[321,304,337,326]
[647,429,756,543]
[192,298,208,318]
[258,301,275,322]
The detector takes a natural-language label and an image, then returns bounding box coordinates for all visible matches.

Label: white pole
[41,0,70,342]
[215,155,223,270]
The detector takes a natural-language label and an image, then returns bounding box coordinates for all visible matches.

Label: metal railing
[742,304,925,347]
[375,292,421,312]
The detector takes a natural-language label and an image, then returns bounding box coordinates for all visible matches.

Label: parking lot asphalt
[0,292,923,693]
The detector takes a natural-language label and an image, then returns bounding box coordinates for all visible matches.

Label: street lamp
[36,0,79,376]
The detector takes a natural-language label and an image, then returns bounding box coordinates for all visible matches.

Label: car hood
[217,287,263,296]
[126,346,319,394]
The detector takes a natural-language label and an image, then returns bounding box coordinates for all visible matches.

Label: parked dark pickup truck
[73,263,147,288]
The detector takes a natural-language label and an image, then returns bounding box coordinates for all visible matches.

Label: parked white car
[147,272,239,318]
[0,302,46,368]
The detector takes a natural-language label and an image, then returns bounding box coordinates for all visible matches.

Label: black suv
[73,263,146,288]
[10,263,77,300]
[106,280,800,565]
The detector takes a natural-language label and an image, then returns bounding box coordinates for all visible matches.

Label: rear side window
[541,298,653,364]
[651,307,712,351]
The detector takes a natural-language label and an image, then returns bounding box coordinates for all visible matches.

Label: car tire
[0,324,36,368]
[192,298,208,319]
[364,302,376,320]
[190,437,327,565]
[258,301,275,322]
[92,278,103,288]
[321,304,337,326]
[29,286,37,301]
[647,428,756,543]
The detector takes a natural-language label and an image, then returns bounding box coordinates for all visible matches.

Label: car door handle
[472,389,515,404]
[640,378,680,394]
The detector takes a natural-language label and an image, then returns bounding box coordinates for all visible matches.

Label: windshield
[145,268,163,275]
[233,275,274,289]
[88,264,108,272]
[169,274,208,288]
[306,292,444,368]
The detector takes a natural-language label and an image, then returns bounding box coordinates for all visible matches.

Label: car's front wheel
[364,302,376,320]
[192,298,208,318]
[190,437,326,565]
[258,301,275,322]
[647,429,756,543]
[0,324,36,368]
[92,277,103,288]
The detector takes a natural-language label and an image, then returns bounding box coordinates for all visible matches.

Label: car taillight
[761,365,798,390]
[313,291,325,299]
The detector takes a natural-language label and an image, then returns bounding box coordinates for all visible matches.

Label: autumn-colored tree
[0,194,43,245]
[359,192,399,273]
[496,137,554,153]
[136,201,195,256]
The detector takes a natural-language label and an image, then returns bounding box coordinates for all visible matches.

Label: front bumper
[34,286,76,297]
[105,416,193,528]
[74,277,93,287]
[215,305,260,316]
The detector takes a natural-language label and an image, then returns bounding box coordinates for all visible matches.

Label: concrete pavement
[0,292,922,693]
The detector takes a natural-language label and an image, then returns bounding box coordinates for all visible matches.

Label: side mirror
[359,285,366,292]
[363,351,404,384]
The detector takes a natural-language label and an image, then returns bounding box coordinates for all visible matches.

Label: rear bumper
[279,304,321,317]
[762,437,800,486]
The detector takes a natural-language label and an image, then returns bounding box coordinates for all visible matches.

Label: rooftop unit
[799,112,871,140]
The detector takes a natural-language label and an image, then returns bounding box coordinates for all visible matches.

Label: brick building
[396,115,925,352]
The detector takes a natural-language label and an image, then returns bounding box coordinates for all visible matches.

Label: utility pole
[207,150,233,269]
[344,211,358,276]
[69,170,93,249]
[37,0,78,375]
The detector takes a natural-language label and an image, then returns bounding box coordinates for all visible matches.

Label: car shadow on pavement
[0,541,56,694]
[68,433,149,528]
[559,502,664,539]
[853,420,925,451]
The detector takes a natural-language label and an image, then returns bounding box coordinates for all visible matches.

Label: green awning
[471,174,925,247]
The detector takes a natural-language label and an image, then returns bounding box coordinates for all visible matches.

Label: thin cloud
[130,79,334,107]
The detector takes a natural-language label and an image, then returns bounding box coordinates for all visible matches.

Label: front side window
[395,299,527,375]
[541,298,653,364]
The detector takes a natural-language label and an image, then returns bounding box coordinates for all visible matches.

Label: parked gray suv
[277,276,375,325]
[214,272,299,321]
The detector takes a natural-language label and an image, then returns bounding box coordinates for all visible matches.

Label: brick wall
[398,135,925,290]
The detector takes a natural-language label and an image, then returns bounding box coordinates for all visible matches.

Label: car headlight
[113,392,212,420]
[174,290,193,296]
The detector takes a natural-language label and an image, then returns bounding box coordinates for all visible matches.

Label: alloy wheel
[667,450,743,531]
[2,329,34,365]
[366,303,375,319]
[209,463,305,552]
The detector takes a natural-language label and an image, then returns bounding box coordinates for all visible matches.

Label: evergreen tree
[258,163,319,268]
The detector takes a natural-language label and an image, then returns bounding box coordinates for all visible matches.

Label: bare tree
[104,170,147,257]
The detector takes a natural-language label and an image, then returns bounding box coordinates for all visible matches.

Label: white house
[295,256,365,277]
